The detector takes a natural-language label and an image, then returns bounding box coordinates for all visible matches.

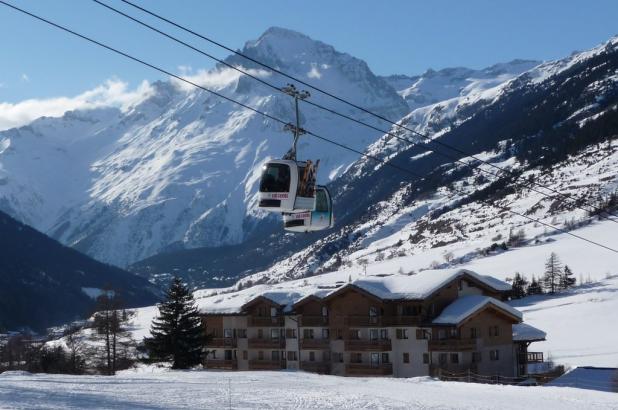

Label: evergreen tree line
[510,252,578,298]
[0,278,208,375]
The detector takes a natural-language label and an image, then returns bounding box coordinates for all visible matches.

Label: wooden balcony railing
[428,338,477,351]
[299,315,329,327]
[248,316,285,327]
[206,337,237,348]
[300,361,330,374]
[383,315,421,326]
[205,359,237,370]
[248,359,287,370]
[519,352,544,363]
[344,339,392,352]
[248,338,286,349]
[329,315,421,327]
[345,363,393,376]
[300,338,330,350]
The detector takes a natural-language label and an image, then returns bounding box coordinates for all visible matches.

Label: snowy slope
[0,27,408,266]
[1,370,617,409]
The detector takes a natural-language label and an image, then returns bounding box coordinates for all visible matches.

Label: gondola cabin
[258,159,318,212]
[283,186,334,232]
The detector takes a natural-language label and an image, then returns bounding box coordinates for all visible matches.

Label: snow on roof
[195,268,510,315]
[432,295,523,325]
[195,284,337,315]
[513,323,547,342]
[350,268,511,300]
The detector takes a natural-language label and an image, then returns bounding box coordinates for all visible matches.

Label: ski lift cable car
[283,185,334,232]
[258,84,319,213]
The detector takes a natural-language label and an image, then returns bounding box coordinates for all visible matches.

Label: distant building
[200,269,546,378]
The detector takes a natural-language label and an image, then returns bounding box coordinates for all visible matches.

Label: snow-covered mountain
[0,27,409,266]
[170,35,617,288]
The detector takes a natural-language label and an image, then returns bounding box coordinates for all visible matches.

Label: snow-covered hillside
[0,27,408,266]
[1,369,616,409]
[2,369,617,409]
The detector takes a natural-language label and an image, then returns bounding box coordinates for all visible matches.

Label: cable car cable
[1,0,617,255]
[96,0,618,224]
[116,0,618,222]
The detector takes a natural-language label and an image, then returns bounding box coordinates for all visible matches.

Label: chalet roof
[196,268,511,315]
[432,295,523,325]
[512,323,547,342]
[350,268,511,300]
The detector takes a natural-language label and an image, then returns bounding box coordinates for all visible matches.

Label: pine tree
[527,275,544,296]
[510,273,529,299]
[542,252,562,294]
[560,265,577,290]
[145,278,206,369]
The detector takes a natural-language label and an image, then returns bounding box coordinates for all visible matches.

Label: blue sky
[1,0,617,103]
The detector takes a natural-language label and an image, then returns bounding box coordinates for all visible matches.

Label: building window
[258,329,264,339]
[423,353,430,364]
[323,350,331,362]
[271,329,280,340]
[381,353,390,364]
[350,353,362,363]
[472,352,481,363]
[450,353,459,364]
[286,328,297,339]
[470,327,478,339]
[237,329,247,338]
[334,328,344,340]
[380,329,388,340]
[242,350,248,360]
[370,329,379,341]
[309,351,315,362]
[211,350,217,359]
[439,353,447,365]
[287,351,297,361]
[369,306,379,324]
[223,328,233,338]
[322,328,330,339]
[349,329,361,340]
[396,329,409,339]
[303,329,314,339]
[272,350,280,361]
[321,306,328,317]
[270,307,277,317]
[371,352,380,367]
[403,353,410,363]
[258,351,264,360]
[224,350,233,360]
[416,329,426,339]
[490,349,500,361]
[333,352,344,363]
[438,329,446,340]
[489,326,499,337]
[448,328,458,338]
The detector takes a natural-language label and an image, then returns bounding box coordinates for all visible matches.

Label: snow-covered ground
[0,369,616,409]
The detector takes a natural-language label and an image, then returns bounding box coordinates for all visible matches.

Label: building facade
[201,269,545,378]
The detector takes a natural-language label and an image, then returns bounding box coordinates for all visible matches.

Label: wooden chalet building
[200,268,546,378]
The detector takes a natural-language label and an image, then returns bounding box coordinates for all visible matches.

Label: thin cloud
[20,73,30,82]
[170,66,272,92]
[0,79,154,131]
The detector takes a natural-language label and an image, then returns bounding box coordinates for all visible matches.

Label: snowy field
[0,369,617,410]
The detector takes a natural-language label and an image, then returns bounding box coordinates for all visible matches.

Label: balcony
[300,361,331,374]
[248,316,285,327]
[205,359,237,370]
[344,339,392,352]
[300,338,330,350]
[299,315,329,327]
[519,352,544,363]
[248,359,287,370]
[248,338,286,349]
[428,338,477,352]
[206,337,237,348]
[383,315,421,326]
[345,363,393,376]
